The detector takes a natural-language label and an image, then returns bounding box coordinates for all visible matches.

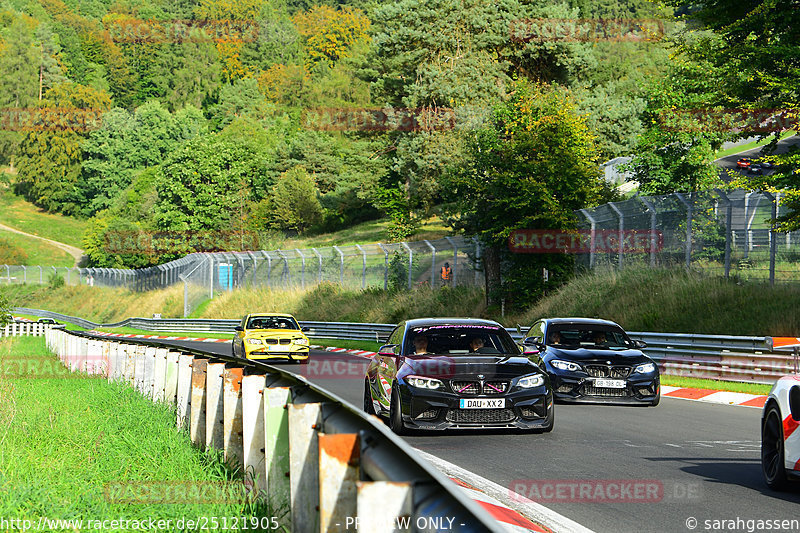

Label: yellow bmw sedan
[232,313,310,363]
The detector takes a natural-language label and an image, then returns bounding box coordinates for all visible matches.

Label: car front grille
[450,380,509,395]
[279,338,291,345]
[265,339,278,345]
[446,408,516,424]
[585,365,631,378]
[583,383,629,397]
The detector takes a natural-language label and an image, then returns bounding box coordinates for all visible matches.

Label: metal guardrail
[42,327,506,533]
[16,307,796,384]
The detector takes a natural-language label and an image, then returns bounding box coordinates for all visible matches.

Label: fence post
[445,236,458,286]
[424,240,436,288]
[355,244,367,289]
[312,248,323,284]
[609,202,625,269]
[579,209,597,269]
[401,242,413,290]
[296,249,306,289]
[176,354,194,429]
[21,265,26,284]
[639,197,657,267]
[764,191,777,285]
[715,189,733,279]
[675,192,693,268]
[378,244,389,291]
[333,246,344,286]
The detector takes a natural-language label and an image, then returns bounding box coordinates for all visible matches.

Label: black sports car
[364,318,554,434]
[521,318,660,406]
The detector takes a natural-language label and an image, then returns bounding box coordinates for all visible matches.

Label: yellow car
[232,313,310,363]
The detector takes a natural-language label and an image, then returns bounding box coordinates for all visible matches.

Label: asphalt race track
[161,340,800,533]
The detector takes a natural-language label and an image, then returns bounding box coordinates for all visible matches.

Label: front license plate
[593,378,626,388]
[268,344,281,351]
[459,398,505,409]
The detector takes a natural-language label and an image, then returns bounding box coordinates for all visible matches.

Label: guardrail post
[289,403,322,533]
[243,373,267,494]
[190,358,209,447]
[264,386,291,525]
[223,367,245,467]
[165,351,180,405]
[176,354,194,429]
[356,481,412,533]
[206,361,226,450]
[142,346,157,398]
[319,433,360,533]
[133,345,146,391]
[108,342,122,382]
[153,348,168,402]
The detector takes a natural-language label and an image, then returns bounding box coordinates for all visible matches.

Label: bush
[0,237,29,264]
[48,274,66,289]
[0,294,11,327]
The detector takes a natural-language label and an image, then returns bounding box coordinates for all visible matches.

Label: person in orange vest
[440,262,452,286]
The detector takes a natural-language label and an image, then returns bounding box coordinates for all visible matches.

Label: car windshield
[247,317,299,330]
[547,326,632,350]
[405,325,519,355]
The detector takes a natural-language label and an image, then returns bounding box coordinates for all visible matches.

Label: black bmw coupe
[364,318,554,434]
[521,318,660,406]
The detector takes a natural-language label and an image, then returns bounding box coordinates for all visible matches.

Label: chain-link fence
[1,236,484,316]
[575,189,800,283]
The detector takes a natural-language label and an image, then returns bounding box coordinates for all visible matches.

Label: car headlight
[633,362,656,374]
[294,338,309,345]
[406,376,443,390]
[517,374,545,388]
[551,359,582,372]
[245,338,263,345]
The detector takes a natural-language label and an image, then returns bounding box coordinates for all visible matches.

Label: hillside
[5,268,800,336]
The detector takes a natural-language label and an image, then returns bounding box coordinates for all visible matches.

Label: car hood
[399,354,541,380]
[545,347,651,364]
[245,330,304,338]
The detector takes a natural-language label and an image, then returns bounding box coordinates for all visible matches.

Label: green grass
[661,375,771,395]
[94,326,234,339]
[283,216,451,248]
[0,188,88,249]
[0,337,280,530]
[714,131,796,159]
[309,338,383,352]
[512,267,800,336]
[0,230,74,266]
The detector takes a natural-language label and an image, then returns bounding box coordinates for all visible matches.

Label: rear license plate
[593,378,626,388]
[459,398,505,409]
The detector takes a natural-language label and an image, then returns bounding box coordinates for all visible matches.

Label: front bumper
[549,371,659,404]
[397,383,553,430]
[245,345,309,360]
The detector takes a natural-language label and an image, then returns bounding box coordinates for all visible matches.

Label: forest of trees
[1,0,795,307]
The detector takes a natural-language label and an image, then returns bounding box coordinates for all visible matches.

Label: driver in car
[413,334,430,354]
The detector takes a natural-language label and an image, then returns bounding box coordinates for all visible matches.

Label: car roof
[247,313,297,318]
[405,317,504,328]
[543,317,622,327]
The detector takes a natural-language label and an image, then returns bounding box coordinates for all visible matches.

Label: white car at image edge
[761,336,800,490]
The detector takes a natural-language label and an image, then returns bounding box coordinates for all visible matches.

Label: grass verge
[0,336,281,530]
[0,188,88,249]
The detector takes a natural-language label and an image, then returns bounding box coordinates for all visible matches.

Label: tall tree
[444,80,610,308]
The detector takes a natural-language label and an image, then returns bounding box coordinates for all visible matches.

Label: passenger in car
[413,334,430,354]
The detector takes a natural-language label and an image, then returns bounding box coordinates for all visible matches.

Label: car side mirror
[633,340,647,349]
[378,344,398,356]
[522,336,542,347]
[301,326,309,332]
[234,326,243,332]
[521,344,540,355]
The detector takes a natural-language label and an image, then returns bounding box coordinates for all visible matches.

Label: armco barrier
[42,327,506,533]
[1,320,57,337]
[18,307,796,384]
